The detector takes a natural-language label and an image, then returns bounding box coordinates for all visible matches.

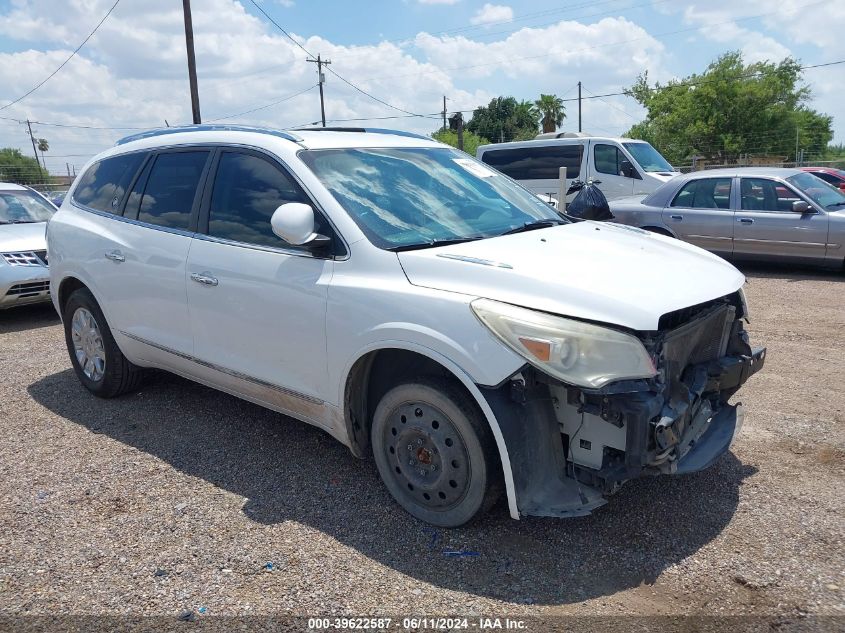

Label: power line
[246,0,427,118]
[355,0,830,83]
[207,84,318,122]
[0,0,121,112]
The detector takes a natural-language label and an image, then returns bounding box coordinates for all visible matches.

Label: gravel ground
[0,264,843,625]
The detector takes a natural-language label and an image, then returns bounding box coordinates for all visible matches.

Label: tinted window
[209,152,309,247]
[137,151,209,230]
[480,144,582,179]
[741,178,800,212]
[594,144,622,176]
[73,153,145,213]
[672,178,732,210]
[810,171,842,186]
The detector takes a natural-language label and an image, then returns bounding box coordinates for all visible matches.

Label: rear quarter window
[72,152,146,214]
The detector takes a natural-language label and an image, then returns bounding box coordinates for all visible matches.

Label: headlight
[471,298,656,388]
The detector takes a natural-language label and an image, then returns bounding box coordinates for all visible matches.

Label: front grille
[661,304,735,377]
[6,281,50,297]
[2,251,48,267]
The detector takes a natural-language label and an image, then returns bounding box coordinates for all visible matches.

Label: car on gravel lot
[47,125,765,527]
[0,182,56,309]
[609,168,845,268]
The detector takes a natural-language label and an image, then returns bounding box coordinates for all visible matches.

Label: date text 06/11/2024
[307,617,528,630]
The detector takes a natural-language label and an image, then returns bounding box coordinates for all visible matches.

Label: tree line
[433,52,837,166]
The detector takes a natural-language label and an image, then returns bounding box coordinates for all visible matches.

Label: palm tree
[36,138,49,173]
[534,94,566,134]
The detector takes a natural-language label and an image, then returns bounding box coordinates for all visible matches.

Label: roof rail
[294,126,431,141]
[115,124,303,146]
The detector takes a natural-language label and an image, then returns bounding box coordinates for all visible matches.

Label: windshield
[787,172,845,209]
[623,142,674,173]
[299,147,563,250]
[0,189,56,224]
[786,173,845,209]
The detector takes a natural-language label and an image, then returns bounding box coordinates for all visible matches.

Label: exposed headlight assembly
[471,298,656,389]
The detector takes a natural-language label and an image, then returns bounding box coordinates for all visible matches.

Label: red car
[800,166,845,191]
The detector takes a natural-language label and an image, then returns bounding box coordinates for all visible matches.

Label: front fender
[338,339,521,520]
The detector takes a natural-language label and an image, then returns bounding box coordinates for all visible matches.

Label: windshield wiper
[500,218,565,236]
[827,201,845,208]
[387,237,484,252]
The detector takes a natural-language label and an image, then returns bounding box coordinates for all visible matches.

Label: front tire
[63,288,143,398]
[371,378,501,527]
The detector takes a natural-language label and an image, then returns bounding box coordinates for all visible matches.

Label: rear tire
[371,377,501,527]
[63,288,143,398]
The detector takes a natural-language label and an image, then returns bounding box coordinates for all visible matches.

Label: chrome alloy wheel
[382,402,471,511]
[71,307,106,382]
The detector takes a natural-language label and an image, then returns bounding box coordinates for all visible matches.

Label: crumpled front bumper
[479,302,765,519]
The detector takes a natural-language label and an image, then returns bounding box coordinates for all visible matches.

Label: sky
[0,0,842,175]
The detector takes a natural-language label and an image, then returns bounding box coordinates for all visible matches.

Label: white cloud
[470,3,513,26]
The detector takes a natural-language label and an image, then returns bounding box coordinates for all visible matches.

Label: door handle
[670,214,683,220]
[104,250,125,262]
[190,272,218,287]
[737,217,754,224]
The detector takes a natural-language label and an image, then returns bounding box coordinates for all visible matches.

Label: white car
[47,125,765,527]
[0,183,56,309]
[477,133,680,205]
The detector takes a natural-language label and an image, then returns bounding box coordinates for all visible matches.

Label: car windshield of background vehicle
[0,190,56,223]
[787,172,845,209]
[622,143,674,173]
[299,147,564,250]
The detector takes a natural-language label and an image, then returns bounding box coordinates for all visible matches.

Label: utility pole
[25,119,42,171]
[577,81,582,133]
[307,54,331,127]
[442,96,447,131]
[182,0,202,124]
[66,163,72,180]
[795,127,800,166]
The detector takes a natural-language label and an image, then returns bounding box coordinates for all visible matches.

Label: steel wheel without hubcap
[382,401,471,511]
[71,307,106,382]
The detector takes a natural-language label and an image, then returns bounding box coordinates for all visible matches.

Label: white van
[476,133,680,204]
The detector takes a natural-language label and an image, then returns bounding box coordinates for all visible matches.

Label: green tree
[466,96,539,143]
[431,128,490,156]
[624,52,833,165]
[36,138,49,172]
[534,93,566,133]
[0,148,50,185]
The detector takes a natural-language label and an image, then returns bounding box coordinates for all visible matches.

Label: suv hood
[0,222,47,252]
[397,221,744,331]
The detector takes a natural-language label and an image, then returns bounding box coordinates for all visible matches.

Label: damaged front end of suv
[475,290,765,518]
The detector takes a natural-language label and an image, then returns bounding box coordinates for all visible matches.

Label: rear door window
[135,151,210,230]
[207,151,312,248]
[740,178,799,212]
[671,178,732,209]
[480,144,582,179]
[72,152,146,214]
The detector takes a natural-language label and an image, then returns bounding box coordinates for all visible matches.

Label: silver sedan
[609,167,845,268]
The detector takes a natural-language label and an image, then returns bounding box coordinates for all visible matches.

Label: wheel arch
[57,275,88,316]
[342,342,520,520]
[641,225,676,238]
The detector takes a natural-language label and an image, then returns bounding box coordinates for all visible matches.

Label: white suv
[47,125,765,527]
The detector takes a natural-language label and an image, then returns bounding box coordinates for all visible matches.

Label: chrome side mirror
[792,200,811,214]
[270,203,330,248]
